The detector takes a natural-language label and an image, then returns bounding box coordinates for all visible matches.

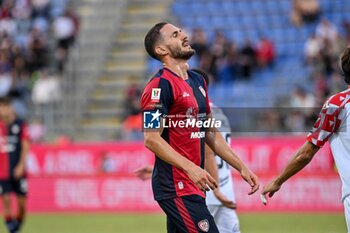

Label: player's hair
[0,96,11,105]
[191,68,210,87]
[340,47,350,85]
[144,22,168,61]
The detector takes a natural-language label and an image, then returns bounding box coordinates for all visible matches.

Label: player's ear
[155,45,168,57]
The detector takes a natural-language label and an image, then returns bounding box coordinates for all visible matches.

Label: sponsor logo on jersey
[190,131,205,139]
[198,219,210,232]
[182,91,190,97]
[178,182,184,190]
[151,88,161,102]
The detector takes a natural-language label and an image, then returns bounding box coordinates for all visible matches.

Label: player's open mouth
[183,41,190,48]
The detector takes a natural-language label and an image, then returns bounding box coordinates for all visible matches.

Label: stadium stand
[0,0,78,141]
[169,0,349,107]
[6,0,348,141]
[55,0,173,141]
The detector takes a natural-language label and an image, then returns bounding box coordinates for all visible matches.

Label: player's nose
[180,30,188,40]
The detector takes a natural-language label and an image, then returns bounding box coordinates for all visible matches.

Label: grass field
[0,213,346,233]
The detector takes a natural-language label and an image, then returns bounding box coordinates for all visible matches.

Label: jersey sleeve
[141,77,173,116]
[21,122,30,142]
[306,95,343,147]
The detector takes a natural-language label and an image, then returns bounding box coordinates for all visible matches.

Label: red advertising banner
[27,176,159,212]
[27,143,154,177]
[25,174,342,213]
[2,137,342,212]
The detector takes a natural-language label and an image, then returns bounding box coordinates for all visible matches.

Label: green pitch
[0,213,346,233]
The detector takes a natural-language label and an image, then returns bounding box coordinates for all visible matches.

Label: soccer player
[135,69,241,232]
[262,47,350,232]
[0,97,30,233]
[141,22,259,233]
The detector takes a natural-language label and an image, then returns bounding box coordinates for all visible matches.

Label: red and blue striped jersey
[0,118,29,180]
[141,68,211,201]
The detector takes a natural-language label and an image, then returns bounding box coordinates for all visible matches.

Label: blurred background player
[194,69,241,233]
[0,97,30,233]
[262,47,350,232]
[141,22,259,233]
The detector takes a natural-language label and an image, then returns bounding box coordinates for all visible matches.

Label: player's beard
[169,44,195,60]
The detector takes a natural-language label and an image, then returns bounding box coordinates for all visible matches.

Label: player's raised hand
[240,167,259,195]
[134,165,153,180]
[186,165,218,191]
[261,180,281,198]
[214,189,237,209]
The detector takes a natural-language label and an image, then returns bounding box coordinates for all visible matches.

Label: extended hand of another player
[240,167,259,195]
[261,179,281,198]
[186,165,218,191]
[134,165,153,180]
[214,189,237,209]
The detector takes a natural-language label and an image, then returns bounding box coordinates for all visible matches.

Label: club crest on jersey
[198,219,209,232]
[151,88,161,102]
[199,86,206,97]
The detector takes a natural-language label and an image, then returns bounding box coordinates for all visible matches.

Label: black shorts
[158,195,219,233]
[0,178,28,196]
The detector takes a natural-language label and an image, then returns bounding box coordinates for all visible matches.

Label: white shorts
[344,196,350,233]
[207,205,240,233]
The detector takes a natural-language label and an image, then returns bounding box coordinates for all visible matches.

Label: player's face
[160,24,195,60]
[0,104,11,119]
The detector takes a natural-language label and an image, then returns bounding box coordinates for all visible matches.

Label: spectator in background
[217,41,239,82]
[239,39,256,80]
[290,0,320,27]
[31,70,61,132]
[11,0,32,20]
[0,70,11,97]
[52,9,76,73]
[31,0,50,19]
[0,1,16,37]
[26,27,48,74]
[124,79,142,116]
[65,8,79,45]
[290,85,316,110]
[207,30,229,80]
[319,38,335,76]
[257,36,275,68]
[0,49,11,73]
[343,20,350,43]
[190,28,208,65]
[123,79,143,141]
[304,33,321,64]
[289,85,316,128]
[31,70,61,105]
[316,19,338,42]
[330,34,347,60]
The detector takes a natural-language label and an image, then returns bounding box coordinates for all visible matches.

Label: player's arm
[205,144,236,209]
[144,122,218,191]
[205,113,259,195]
[262,96,340,199]
[262,141,319,197]
[14,139,29,179]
